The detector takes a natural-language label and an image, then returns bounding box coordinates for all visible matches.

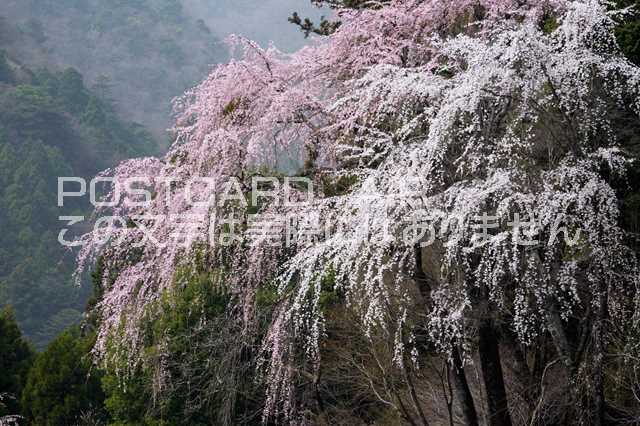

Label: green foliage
[256,281,280,309]
[21,327,105,425]
[614,0,640,65]
[321,173,359,197]
[0,137,86,347]
[57,68,89,114]
[156,265,230,337]
[290,0,387,37]
[82,96,107,127]
[101,366,153,425]
[318,267,340,310]
[0,85,60,140]
[1,0,224,138]
[617,20,640,64]
[0,56,156,348]
[99,254,269,425]
[222,97,242,117]
[540,12,559,34]
[0,307,34,417]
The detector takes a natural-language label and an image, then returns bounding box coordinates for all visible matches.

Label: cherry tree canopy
[76,0,640,421]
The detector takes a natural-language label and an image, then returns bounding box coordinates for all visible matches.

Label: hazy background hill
[0,0,322,143]
[0,0,321,347]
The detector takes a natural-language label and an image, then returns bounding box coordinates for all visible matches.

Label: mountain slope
[1,0,225,142]
[0,51,156,348]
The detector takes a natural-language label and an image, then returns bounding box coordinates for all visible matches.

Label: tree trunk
[413,244,479,426]
[478,319,512,426]
[450,347,480,426]
[592,283,608,426]
[545,301,575,373]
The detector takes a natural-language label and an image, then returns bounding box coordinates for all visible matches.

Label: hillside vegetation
[0,51,156,348]
[1,0,224,141]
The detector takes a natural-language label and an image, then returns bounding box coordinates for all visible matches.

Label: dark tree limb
[478,318,512,426]
[450,347,480,426]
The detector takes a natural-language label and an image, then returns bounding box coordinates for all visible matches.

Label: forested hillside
[0,0,322,142]
[0,0,224,141]
[0,51,156,348]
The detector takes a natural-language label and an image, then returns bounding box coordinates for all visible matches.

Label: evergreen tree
[0,56,157,348]
[57,68,89,114]
[0,307,33,418]
[614,0,640,65]
[289,0,388,36]
[21,327,105,425]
